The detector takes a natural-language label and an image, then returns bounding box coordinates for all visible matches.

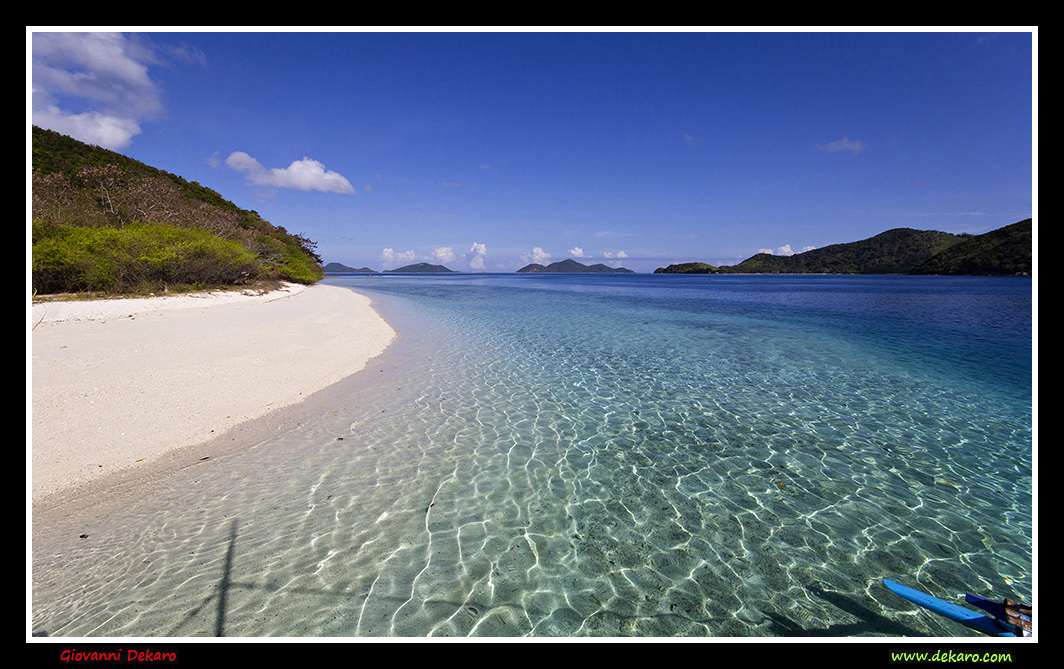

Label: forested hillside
[909,219,1032,276]
[703,221,1031,276]
[31,126,323,295]
[718,228,967,274]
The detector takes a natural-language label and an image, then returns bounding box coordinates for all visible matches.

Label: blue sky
[29,29,1035,272]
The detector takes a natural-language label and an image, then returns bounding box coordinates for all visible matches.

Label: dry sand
[29,282,396,506]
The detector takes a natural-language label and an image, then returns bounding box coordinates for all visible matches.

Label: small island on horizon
[323,220,1031,278]
[324,258,638,275]
[322,262,457,274]
[322,262,378,274]
[516,259,635,274]
[383,262,455,274]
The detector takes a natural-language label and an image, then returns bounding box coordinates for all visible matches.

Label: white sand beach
[29,282,395,506]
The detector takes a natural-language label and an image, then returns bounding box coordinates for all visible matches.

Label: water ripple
[32,275,1032,637]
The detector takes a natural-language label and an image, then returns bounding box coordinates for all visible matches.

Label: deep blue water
[32,273,1033,637]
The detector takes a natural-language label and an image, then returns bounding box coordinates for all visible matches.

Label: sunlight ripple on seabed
[31,275,1032,638]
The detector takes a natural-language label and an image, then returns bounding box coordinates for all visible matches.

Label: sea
[30,273,1034,638]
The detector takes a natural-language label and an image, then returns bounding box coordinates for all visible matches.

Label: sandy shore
[29,282,395,506]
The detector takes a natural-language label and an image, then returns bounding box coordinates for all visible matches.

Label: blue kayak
[883,579,1027,637]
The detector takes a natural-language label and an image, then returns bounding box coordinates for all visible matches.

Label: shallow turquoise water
[31,274,1033,637]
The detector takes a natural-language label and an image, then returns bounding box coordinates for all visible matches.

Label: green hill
[383,262,455,273]
[31,125,324,295]
[653,262,719,274]
[718,228,966,274]
[323,262,377,273]
[712,222,1031,275]
[909,219,1031,276]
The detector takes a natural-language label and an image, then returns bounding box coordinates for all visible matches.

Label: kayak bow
[883,579,1021,637]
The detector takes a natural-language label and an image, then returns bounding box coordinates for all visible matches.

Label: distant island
[653,262,719,274]
[517,259,635,274]
[383,262,455,273]
[324,261,456,273]
[654,219,1031,276]
[323,262,378,273]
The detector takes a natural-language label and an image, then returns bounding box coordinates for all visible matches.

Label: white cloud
[603,250,628,258]
[469,243,488,270]
[31,106,143,151]
[520,247,552,265]
[758,244,816,256]
[225,151,355,195]
[816,136,866,154]
[568,247,587,258]
[377,243,489,270]
[380,248,418,266]
[224,151,264,174]
[31,32,202,150]
[431,246,457,264]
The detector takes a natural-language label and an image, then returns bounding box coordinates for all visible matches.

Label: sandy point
[29,282,396,506]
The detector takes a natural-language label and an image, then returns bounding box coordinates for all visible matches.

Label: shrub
[32,128,327,293]
[32,221,261,294]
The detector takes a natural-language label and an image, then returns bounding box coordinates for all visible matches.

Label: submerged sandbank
[29,282,396,506]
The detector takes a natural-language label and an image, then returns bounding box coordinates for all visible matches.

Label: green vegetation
[383,262,455,273]
[31,126,324,295]
[323,262,378,273]
[32,221,259,294]
[910,219,1031,276]
[711,222,1032,276]
[653,262,718,274]
[718,228,967,274]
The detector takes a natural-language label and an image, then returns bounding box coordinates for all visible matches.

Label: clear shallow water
[31,274,1033,637]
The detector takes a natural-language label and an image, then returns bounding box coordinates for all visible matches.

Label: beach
[29,282,396,507]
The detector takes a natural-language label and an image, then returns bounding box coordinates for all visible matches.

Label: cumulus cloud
[31,107,143,152]
[604,250,628,259]
[520,247,552,266]
[816,136,866,154]
[378,242,488,270]
[568,247,588,258]
[430,246,457,264]
[758,244,816,256]
[224,151,355,195]
[469,242,488,270]
[31,32,203,150]
[380,248,418,266]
